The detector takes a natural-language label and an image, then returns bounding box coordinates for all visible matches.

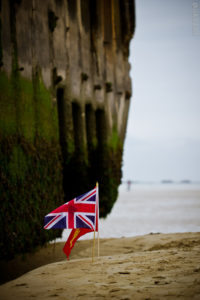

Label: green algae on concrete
[0,71,64,260]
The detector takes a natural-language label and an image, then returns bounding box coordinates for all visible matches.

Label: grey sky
[123,0,200,182]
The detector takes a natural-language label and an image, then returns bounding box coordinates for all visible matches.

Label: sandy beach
[1,232,200,300]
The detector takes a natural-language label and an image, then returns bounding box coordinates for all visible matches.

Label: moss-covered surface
[0,69,124,259]
[0,1,65,261]
[0,14,3,67]
[93,110,123,217]
[0,136,64,260]
[0,71,64,260]
[96,139,123,217]
[61,102,90,202]
[58,103,123,217]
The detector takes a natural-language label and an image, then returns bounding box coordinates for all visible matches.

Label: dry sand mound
[0,232,200,300]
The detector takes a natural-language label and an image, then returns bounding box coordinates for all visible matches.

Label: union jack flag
[44,187,97,231]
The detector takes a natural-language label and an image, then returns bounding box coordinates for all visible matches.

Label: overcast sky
[122,0,200,182]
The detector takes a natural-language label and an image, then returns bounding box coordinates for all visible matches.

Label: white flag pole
[96,182,100,258]
[92,230,95,263]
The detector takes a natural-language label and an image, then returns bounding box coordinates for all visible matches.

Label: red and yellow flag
[63,183,99,259]
[63,228,92,259]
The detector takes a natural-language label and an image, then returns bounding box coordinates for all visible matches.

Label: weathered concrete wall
[2,0,135,138]
[0,0,135,259]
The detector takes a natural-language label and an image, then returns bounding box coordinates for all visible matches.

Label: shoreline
[1,232,200,299]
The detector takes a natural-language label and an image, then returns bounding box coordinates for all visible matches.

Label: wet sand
[1,232,200,299]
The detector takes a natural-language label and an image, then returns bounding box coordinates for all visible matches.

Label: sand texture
[1,232,200,300]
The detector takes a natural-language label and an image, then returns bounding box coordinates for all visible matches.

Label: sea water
[60,184,200,241]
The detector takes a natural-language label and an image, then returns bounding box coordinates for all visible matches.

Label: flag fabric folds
[44,185,99,259]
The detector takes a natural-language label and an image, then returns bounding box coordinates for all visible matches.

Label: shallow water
[59,184,200,241]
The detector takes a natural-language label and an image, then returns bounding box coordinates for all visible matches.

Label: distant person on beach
[127,180,132,191]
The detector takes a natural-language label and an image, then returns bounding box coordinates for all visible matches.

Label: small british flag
[44,187,98,231]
